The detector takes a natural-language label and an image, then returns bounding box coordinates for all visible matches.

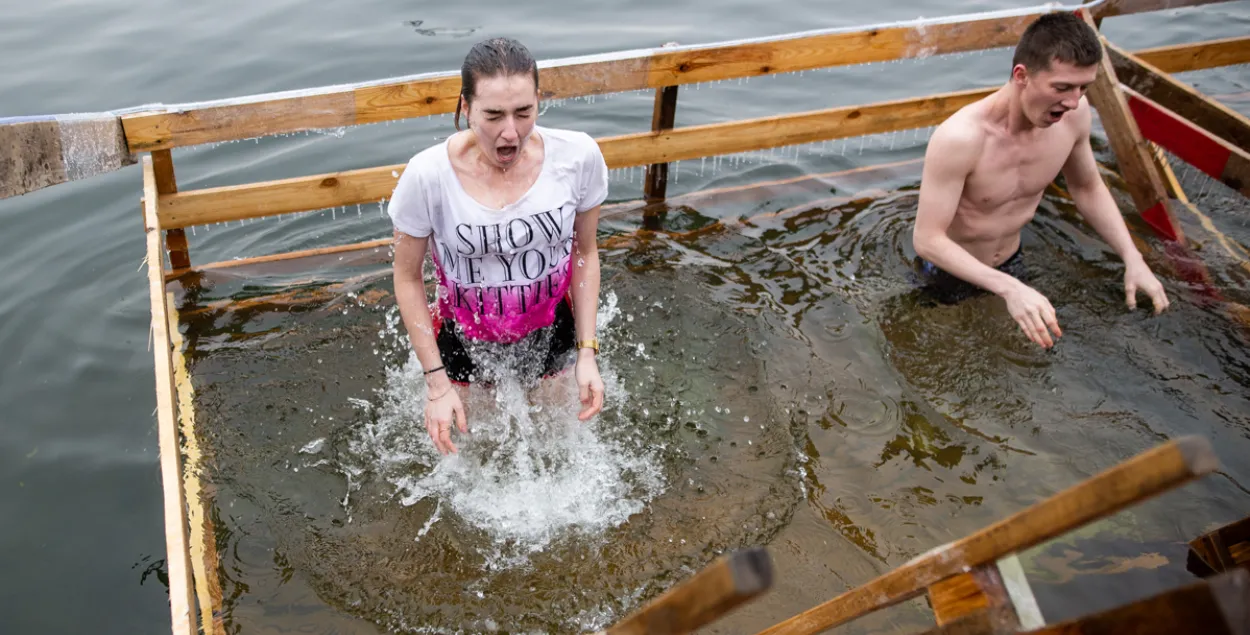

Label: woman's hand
[575,349,604,421]
[424,378,467,455]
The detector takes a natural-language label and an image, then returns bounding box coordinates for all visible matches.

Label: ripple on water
[187,265,801,633]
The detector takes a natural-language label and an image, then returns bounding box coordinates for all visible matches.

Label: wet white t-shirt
[387,126,609,343]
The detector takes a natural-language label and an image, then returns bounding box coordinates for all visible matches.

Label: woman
[388,37,608,455]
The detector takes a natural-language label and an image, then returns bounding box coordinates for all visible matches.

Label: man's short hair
[1012,12,1103,73]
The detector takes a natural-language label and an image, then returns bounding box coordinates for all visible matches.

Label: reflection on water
[177,158,1250,633]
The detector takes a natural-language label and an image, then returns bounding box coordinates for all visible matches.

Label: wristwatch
[577,338,599,354]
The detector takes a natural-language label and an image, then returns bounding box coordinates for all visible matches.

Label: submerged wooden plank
[600,547,773,635]
[154,88,988,229]
[167,237,393,280]
[143,155,198,635]
[168,294,225,635]
[753,437,1218,635]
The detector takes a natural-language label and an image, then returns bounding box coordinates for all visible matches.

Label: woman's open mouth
[496,145,518,163]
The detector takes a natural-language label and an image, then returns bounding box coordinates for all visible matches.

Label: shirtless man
[912,12,1169,349]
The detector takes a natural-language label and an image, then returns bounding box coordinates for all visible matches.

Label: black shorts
[434,298,577,385]
[915,246,1027,305]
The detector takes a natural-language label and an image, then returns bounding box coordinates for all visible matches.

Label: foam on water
[338,291,668,565]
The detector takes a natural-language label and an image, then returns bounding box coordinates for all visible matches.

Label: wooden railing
[113,2,1250,633]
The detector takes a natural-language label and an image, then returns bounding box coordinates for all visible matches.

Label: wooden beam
[166,237,392,281]
[643,84,680,203]
[1092,0,1236,18]
[142,155,197,635]
[1125,87,1250,198]
[928,564,1019,628]
[154,88,990,229]
[753,436,1218,635]
[152,149,191,269]
[1108,41,1250,155]
[0,119,67,199]
[0,114,136,200]
[168,294,224,635]
[1080,11,1182,242]
[917,568,1250,635]
[119,7,1135,152]
[1134,35,1250,74]
[1189,515,1250,577]
[600,547,773,635]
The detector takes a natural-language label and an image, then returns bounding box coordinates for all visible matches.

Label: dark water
[3,1,1250,634]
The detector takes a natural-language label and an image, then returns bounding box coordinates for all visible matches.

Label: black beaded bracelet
[423,365,445,376]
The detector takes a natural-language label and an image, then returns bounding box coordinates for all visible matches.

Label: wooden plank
[117,7,1115,152]
[152,149,191,269]
[752,436,1218,635]
[599,547,773,635]
[1149,142,1189,201]
[1190,516,1250,577]
[168,293,224,635]
[167,237,392,280]
[158,164,404,229]
[643,85,680,203]
[0,119,67,199]
[1108,41,1250,155]
[928,565,1018,627]
[1125,87,1250,198]
[1093,0,1235,18]
[601,88,986,167]
[1079,11,1182,242]
[155,88,989,229]
[1135,35,1250,74]
[142,155,197,635]
[917,568,1250,635]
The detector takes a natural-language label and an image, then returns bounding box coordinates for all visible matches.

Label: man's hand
[1002,280,1062,349]
[1124,259,1169,314]
[575,349,604,421]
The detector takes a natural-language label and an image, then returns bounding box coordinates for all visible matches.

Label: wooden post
[1078,10,1183,243]
[152,149,191,270]
[643,85,680,230]
[600,547,773,635]
[142,155,198,635]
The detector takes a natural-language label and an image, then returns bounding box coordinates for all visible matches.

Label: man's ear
[1010,63,1030,86]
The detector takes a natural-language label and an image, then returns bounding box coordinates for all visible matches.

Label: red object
[1126,91,1232,183]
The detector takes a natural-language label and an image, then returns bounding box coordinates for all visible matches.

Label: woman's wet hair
[1011,12,1102,74]
[454,37,540,131]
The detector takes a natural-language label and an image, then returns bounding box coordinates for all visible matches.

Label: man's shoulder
[931,106,988,155]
